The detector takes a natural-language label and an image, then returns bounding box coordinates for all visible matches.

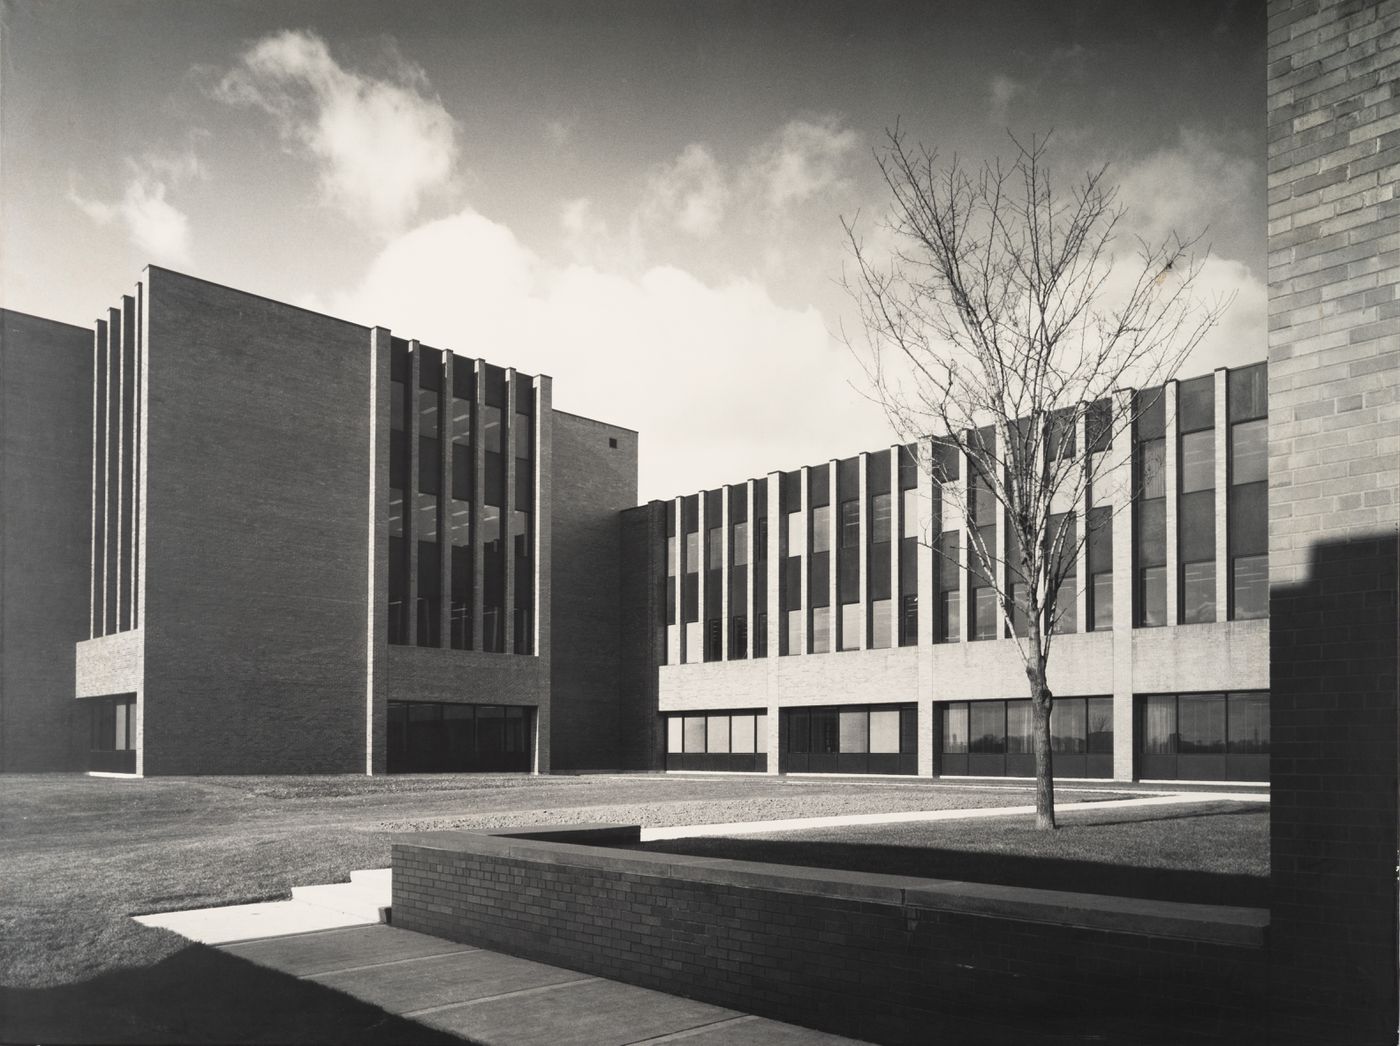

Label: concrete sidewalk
[217,923,866,1045]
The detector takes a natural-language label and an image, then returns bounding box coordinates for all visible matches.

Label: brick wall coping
[394,824,1268,948]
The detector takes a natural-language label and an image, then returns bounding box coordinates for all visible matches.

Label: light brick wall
[1266,1,1400,1042]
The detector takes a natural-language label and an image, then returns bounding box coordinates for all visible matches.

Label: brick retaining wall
[392,826,1268,1045]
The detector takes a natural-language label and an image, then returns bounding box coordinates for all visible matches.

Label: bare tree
[844,129,1229,829]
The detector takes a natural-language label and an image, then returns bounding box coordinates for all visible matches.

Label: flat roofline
[552,407,638,435]
[0,306,94,335]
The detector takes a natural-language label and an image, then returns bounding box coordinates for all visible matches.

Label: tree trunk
[1027,656,1056,830]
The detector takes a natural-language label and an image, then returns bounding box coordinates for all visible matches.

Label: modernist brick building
[621,365,1274,784]
[1,267,637,776]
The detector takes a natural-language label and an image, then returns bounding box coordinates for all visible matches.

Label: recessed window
[609,437,618,449]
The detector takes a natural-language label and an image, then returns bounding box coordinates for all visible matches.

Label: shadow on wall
[1268,532,1399,1046]
[0,941,475,1046]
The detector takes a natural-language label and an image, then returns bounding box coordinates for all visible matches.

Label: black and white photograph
[1,1,1396,1043]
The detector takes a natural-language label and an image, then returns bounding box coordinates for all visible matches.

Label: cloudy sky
[2,0,1265,500]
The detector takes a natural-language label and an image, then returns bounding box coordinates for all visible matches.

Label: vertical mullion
[471,359,485,652]
[503,370,517,654]
[405,341,420,646]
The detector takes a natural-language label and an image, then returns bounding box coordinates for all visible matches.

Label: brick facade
[1266,1,1400,1041]
[0,310,93,771]
[393,828,1268,1046]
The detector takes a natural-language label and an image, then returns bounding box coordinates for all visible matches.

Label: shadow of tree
[1,941,476,1045]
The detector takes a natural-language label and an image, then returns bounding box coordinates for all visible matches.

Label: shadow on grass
[0,942,476,1046]
[639,835,1269,907]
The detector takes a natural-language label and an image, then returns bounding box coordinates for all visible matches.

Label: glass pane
[841,500,860,548]
[902,488,920,540]
[870,710,900,753]
[1231,420,1267,484]
[1180,489,1215,562]
[1051,578,1077,634]
[1087,697,1114,753]
[755,715,767,753]
[871,493,891,542]
[732,522,748,566]
[1051,698,1085,753]
[683,716,706,753]
[870,599,892,649]
[1091,573,1113,630]
[1140,565,1167,627]
[787,712,809,753]
[938,532,960,587]
[1137,500,1166,566]
[708,527,722,569]
[416,492,439,542]
[731,715,756,753]
[389,490,404,538]
[1182,561,1216,623]
[707,716,730,753]
[787,510,806,556]
[811,709,839,754]
[811,606,830,653]
[1181,431,1215,493]
[974,587,997,640]
[809,504,830,553]
[840,603,861,650]
[1228,692,1270,753]
[1230,482,1268,556]
[786,609,802,655]
[1006,701,1033,755]
[481,504,501,545]
[685,531,699,572]
[1179,693,1226,754]
[1139,439,1166,499]
[514,412,531,458]
[1179,374,1215,432]
[418,388,440,439]
[1233,555,1269,619]
[666,718,683,754]
[482,405,502,454]
[839,710,868,753]
[943,705,968,753]
[1228,363,1267,421]
[969,702,1005,754]
[1142,695,1176,754]
[941,590,961,642]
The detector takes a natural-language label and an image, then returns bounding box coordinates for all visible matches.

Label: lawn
[1,772,1058,989]
[636,799,1271,906]
[0,773,1264,1043]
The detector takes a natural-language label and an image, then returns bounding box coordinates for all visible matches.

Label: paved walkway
[212,924,864,1045]
[135,788,1265,1044]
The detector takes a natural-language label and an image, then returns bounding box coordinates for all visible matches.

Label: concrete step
[291,881,390,922]
[349,867,392,890]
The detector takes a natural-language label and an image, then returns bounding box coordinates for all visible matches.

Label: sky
[1,0,1266,501]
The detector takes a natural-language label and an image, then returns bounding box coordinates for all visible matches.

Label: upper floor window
[840,500,860,549]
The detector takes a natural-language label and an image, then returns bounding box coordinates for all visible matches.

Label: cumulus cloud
[989,74,1022,125]
[215,29,458,233]
[1115,128,1256,247]
[311,208,885,498]
[69,146,205,265]
[637,143,729,238]
[748,117,859,209]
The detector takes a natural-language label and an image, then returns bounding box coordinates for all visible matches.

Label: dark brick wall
[141,268,372,774]
[0,310,93,771]
[394,835,1267,1046]
[618,502,663,770]
[548,411,637,770]
[1266,1,1400,1042]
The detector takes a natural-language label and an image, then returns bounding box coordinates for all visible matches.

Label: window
[1091,573,1113,630]
[970,702,1005,753]
[839,710,868,753]
[1051,700,1086,753]
[667,717,683,754]
[482,405,502,454]
[870,492,892,542]
[811,606,831,653]
[705,618,721,661]
[786,509,806,556]
[685,530,699,573]
[1137,690,1269,780]
[512,510,530,559]
[870,710,901,753]
[732,521,749,566]
[785,609,801,655]
[1179,693,1226,754]
[810,504,831,553]
[840,602,861,650]
[707,715,730,753]
[1182,560,1216,624]
[1139,439,1166,499]
[684,716,706,753]
[974,586,998,640]
[902,487,920,539]
[730,615,747,658]
[732,715,757,753]
[1232,555,1268,619]
[1139,566,1167,628]
[899,593,918,647]
[941,590,961,642]
[514,412,531,458]
[1005,701,1033,754]
[1087,506,1113,631]
[707,526,722,570]
[943,705,969,753]
[870,599,892,649]
[840,500,860,548]
[1181,430,1215,493]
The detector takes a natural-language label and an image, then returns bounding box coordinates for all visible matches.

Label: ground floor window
[1137,691,1268,781]
[89,694,136,773]
[781,704,917,775]
[387,701,532,773]
[664,710,767,772]
[936,697,1113,778]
